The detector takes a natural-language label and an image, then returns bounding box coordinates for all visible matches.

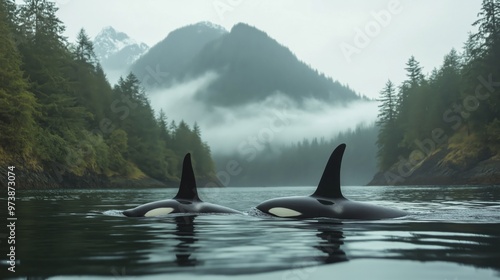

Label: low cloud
[148,72,378,155]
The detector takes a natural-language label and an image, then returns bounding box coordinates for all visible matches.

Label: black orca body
[123,154,241,217]
[256,144,407,220]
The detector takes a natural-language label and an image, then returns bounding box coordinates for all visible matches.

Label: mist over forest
[147,72,379,186]
[147,72,378,155]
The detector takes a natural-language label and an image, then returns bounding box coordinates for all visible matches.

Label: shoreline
[368,153,500,186]
[1,165,224,190]
[3,161,499,190]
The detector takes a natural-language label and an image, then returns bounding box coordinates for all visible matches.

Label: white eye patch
[269,207,301,217]
[144,207,175,217]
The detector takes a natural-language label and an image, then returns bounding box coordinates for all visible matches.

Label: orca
[256,144,407,220]
[123,154,241,217]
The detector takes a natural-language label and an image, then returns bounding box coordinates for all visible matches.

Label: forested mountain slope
[0,0,217,188]
[370,0,500,185]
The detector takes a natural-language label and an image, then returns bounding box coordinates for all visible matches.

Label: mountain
[186,23,359,106]
[131,22,360,106]
[94,26,149,80]
[131,22,227,88]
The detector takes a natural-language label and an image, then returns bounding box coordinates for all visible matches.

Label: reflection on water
[313,221,347,264]
[174,216,199,267]
[1,186,499,278]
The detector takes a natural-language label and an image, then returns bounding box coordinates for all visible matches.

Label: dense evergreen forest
[0,0,215,187]
[375,0,500,184]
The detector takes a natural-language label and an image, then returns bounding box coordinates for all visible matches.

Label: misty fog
[148,72,378,155]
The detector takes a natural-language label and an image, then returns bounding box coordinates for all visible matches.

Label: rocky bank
[369,144,500,186]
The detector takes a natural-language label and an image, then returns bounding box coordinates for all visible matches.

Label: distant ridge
[131,22,360,107]
[130,22,227,88]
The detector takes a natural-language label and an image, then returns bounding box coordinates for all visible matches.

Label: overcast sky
[56,0,481,99]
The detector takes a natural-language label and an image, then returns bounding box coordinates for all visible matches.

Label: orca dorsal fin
[174,153,201,201]
[312,144,346,199]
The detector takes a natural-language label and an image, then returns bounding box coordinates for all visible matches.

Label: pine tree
[377,80,397,125]
[157,110,170,141]
[404,56,424,88]
[397,56,424,120]
[75,28,97,66]
[472,0,500,123]
[173,120,194,157]
[376,80,401,169]
[473,0,500,56]
[191,122,215,176]
[429,49,462,131]
[397,56,429,150]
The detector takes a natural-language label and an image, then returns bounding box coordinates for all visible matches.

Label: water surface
[2,185,500,279]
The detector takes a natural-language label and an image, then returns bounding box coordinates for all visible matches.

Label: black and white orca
[123,154,241,217]
[256,144,407,220]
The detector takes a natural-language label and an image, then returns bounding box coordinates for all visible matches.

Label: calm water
[2,185,500,279]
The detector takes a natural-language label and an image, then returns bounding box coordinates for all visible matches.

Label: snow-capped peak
[94,26,149,62]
